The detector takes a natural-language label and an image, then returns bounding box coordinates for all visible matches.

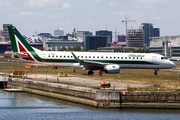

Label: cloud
[117,12,125,16]
[167,10,173,13]
[48,15,62,20]
[152,16,162,20]
[137,0,164,4]
[111,11,125,16]
[0,1,12,6]
[91,0,101,3]
[88,22,94,25]
[135,5,152,8]
[108,2,115,7]
[3,7,19,12]
[25,0,59,7]
[59,3,71,9]
[48,15,59,19]
[35,13,44,16]
[18,12,32,16]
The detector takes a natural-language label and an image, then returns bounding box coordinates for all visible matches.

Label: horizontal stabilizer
[4,51,28,58]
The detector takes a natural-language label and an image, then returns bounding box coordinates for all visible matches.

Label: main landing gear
[88,70,94,75]
[154,69,159,75]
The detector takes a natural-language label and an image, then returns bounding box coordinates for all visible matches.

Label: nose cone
[169,61,176,68]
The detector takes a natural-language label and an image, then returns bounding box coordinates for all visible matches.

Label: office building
[153,28,160,37]
[54,28,64,36]
[46,35,83,51]
[126,29,144,47]
[150,36,180,58]
[76,31,92,38]
[118,35,126,42]
[38,33,52,38]
[3,24,12,42]
[84,36,110,50]
[96,30,112,43]
[139,23,160,47]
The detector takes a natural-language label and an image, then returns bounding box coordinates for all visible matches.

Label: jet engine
[103,64,120,73]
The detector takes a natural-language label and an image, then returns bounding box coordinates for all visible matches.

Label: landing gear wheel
[88,70,94,75]
[154,70,158,75]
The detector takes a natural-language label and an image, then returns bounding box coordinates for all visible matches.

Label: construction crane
[122,17,136,36]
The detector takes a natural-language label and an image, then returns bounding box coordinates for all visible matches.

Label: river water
[1,89,180,120]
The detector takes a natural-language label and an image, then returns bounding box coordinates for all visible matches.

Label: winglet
[71,52,80,61]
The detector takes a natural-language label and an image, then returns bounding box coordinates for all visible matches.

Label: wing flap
[71,52,105,69]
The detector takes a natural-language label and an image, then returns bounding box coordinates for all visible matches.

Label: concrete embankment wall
[9,78,180,109]
[96,91,180,108]
[23,87,97,107]
[9,78,98,107]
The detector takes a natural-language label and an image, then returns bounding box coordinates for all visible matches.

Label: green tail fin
[8,26,34,53]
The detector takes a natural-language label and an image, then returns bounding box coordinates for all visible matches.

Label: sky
[0,0,179,41]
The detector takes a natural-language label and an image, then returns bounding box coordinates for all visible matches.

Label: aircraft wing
[4,51,27,58]
[71,52,105,69]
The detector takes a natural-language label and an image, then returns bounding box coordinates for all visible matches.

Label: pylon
[45,75,47,80]
[57,77,59,82]
[84,80,85,86]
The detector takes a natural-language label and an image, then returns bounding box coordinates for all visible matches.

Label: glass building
[96,30,112,43]
[139,23,160,47]
[150,35,180,58]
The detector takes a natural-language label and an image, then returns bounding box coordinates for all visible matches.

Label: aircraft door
[41,54,46,62]
[152,56,157,64]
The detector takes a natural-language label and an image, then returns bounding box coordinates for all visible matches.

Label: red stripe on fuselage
[18,42,34,61]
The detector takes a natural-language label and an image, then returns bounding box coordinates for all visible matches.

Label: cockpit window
[161,57,168,60]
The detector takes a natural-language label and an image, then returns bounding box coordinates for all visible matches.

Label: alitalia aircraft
[6,26,175,75]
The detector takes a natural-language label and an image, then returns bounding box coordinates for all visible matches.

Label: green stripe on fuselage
[40,59,156,65]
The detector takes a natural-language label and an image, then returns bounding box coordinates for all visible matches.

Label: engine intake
[103,64,120,73]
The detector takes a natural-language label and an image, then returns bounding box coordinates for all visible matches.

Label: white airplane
[6,26,175,75]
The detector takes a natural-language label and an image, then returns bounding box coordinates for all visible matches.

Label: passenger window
[48,55,50,57]
[93,56,95,58]
[89,56,91,58]
[56,55,58,57]
[101,56,103,58]
[137,57,138,59]
[110,57,112,59]
[118,57,119,59]
[52,56,54,57]
[68,56,69,58]
[78,56,79,58]
[133,57,135,59]
[81,56,83,58]
[64,56,66,58]
[71,56,73,58]
[85,56,87,58]
[97,56,99,58]
[141,57,142,59]
[125,57,127,59]
[114,57,116,59]
[129,57,131,59]
[106,56,108,58]
[121,57,123,59]
[60,56,62,57]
